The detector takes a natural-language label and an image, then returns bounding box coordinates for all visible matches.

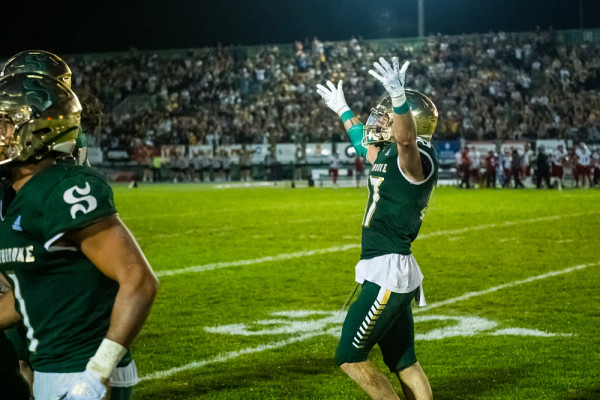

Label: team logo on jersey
[63,182,98,219]
[12,215,23,231]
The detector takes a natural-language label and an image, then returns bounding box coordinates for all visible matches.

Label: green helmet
[0,73,81,165]
[2,50,72,88]
[362,89,438,147]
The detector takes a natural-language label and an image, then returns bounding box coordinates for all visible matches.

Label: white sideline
[155,211,597,277]
[140,261,597,381]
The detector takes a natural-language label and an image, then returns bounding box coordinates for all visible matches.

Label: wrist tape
[393,103,410,114]
[340,110,355,123]
[86,338,127,382]
[391,92,407,109]
[336,105,350,117]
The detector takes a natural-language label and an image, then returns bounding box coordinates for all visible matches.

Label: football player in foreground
[317,57,438,400]
[0,73,157,400]
[1,48,100,392]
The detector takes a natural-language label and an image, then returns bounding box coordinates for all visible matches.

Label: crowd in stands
[64,28,600,154]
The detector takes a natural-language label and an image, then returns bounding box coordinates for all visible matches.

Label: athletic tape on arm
[348,124,367,158]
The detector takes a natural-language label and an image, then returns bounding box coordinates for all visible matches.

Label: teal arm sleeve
[347,124,367,158]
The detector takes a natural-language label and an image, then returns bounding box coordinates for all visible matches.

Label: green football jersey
[361,138,439,259]
[0,164,129,372]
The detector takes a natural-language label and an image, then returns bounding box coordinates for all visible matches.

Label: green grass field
[114,183,600,399]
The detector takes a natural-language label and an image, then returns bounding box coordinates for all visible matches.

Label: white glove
[368,57,410,108]
[315,80,350,116]
[57,369,107,400]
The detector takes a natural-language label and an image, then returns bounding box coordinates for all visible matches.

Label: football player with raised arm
[0,73,157,400]
[317,57,438,400]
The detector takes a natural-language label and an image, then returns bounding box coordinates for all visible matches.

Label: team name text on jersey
[0,246,35,264]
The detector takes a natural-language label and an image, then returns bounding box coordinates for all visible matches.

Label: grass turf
[113,183,600,399]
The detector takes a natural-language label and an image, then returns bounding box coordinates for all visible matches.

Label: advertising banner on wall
[305,143,332,164]
[249,144,269,164]
[536,139,567,154]
[275,143,298,164]
[433,140,461,166]
[87,147,103,165]
[339,144,358,162]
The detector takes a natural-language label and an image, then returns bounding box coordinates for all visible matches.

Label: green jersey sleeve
[43,170,116,243]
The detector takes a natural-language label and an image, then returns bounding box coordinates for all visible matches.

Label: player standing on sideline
[354,155,364,189]
[551,144,567,190]
[329,152,340,187]
[502,148,512,188]
[535,146,552,189]
[511,148,525,189]
[0,73,157,400]
[459,146,471,189]
[522,142,533,187]
[575,142,592,189]
[484,150,497,188]
[454,149,462,186]
[317,56,437,400]
[592,148,600,188]
[468,146,481,188]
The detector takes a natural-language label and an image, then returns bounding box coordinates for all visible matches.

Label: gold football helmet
[0,73,81,165]
[2,50,72,87]
[362,89,438,147]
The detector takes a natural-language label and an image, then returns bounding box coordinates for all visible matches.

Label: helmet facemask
[362,103,393,148]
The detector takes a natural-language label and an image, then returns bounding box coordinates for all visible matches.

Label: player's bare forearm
[68,215,158,348]
[105,270,157,347]
[393,112,423,181]
[343,117,361,132]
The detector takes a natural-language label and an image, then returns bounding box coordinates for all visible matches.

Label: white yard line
[155,211,597,277]
[141,261,597,381]
[156,244,360,277]
[140,330,332,381]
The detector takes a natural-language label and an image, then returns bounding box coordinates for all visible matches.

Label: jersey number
[7,272,39,352]
[362,176,384,227]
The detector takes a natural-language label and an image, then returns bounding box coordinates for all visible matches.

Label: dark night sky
[1,0,600,56]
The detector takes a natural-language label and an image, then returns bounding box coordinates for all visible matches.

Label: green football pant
[109,386,133,400]
[335,281,418,372]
